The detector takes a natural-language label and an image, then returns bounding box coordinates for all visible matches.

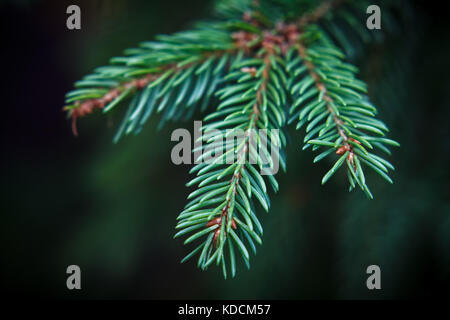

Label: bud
[347,152,354,163]
[231,218,237,230]
[213,228,221,248]
[336,146,348,155]
[350,138,361,145]
[241,67,257,77]
[206,217,221,227]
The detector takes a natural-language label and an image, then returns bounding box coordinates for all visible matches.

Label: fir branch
[297,41,350,147]
[65,73,156,136]
[176,48,288,277]
[288,26,399,197]
[63,0,401,277]
[64,24,237,137]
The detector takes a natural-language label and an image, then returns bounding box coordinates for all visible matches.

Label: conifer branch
[176,48,288,277]
[297,42,350,146]
[63,0,401,277]
[64,24,238,138]
[287,26,399,197]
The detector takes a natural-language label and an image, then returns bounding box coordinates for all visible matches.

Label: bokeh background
[1,0,449,299]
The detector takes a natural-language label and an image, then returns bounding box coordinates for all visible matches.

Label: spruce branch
[288,26,399,197]
[176,46,288,277]
[64,23,237,138]
[63,0,401,277]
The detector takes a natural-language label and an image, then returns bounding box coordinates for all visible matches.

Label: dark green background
[1,0,449,299]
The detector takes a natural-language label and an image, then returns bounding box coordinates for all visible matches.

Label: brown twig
[65,74,157,136]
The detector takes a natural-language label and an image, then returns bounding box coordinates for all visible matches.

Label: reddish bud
[241,67,257,77]
[231,219,237,230]
[276,21,285,32]
[347,152,354,163]
[336,146,347,155]
[81,100,94,114]
[137,79,147,89]
[206,217,221,227]
[213,228,221,248]
[95,98,106,108]
[104,89,119,102]
[287,31,300,43]
[284,24,298,34]
[243,12,252,22]
[232,31,246,40]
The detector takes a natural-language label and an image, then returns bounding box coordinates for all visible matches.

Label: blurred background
[1,0,449,299]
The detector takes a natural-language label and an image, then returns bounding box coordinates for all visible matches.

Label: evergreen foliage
[64,0,400,277]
